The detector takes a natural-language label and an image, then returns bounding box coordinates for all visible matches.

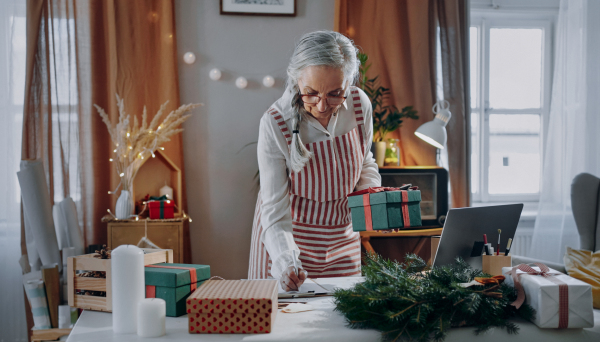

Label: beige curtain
[436,0,471,207]
[86,0,187,254]
[336,0,438,166]
[336,0,471,207]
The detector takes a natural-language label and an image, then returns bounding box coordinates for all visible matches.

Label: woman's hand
[280,265,308,291]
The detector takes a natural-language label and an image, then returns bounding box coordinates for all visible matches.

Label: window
[470,14,553,203]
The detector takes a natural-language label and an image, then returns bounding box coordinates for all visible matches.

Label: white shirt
[257,86,381,279]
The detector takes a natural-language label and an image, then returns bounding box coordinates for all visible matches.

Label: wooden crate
[67,249,173,312]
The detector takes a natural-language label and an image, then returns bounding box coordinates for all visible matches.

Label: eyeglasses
[300,94,347,106]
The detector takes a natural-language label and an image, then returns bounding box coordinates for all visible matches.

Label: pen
[292,250,298,275]
[497,229,501,256]
[505,238,513,256]
[483,234,490,255]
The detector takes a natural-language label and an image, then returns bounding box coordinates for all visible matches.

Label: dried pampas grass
[95,95,202,193]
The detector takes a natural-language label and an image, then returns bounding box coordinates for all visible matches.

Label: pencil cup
[482,255,511,276]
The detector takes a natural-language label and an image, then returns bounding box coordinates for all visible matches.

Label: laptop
[433,204,524,270]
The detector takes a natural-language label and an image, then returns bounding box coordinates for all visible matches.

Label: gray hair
[286,30,360,173]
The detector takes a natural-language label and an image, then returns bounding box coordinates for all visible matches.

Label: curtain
[336,0,438,167]
[0,1,28,340]
[435,0,471,207]
[528,0,600,263]
[336,0,471,207]
[87,0,187,255]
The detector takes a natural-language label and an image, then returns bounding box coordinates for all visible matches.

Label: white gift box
[502,266,594,328]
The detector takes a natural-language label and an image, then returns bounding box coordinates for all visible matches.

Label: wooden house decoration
[132,150,183,217]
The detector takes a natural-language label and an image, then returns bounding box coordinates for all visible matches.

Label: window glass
[488,114,540,194]
[470,112,479,195]
[470,26,478,109]
[489,28,543,109]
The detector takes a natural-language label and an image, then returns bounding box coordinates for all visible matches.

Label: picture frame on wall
[220,0,296,17]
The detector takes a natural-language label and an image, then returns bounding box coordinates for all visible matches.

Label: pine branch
[334,253,534,342]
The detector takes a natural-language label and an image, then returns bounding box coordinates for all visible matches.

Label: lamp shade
[415,119,447,149]
[415,101,452,149]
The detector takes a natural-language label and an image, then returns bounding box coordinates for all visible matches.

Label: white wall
[175,0,335,279]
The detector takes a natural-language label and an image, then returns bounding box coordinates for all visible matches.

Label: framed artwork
[220,0,296,17]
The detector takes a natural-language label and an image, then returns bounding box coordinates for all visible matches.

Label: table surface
[67,277,600,342]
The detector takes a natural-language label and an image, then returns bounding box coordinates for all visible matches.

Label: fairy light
[108,191,111,194]
[128,146,132,150]
[157,125,162,130]
[159,147,165,150]
[126,132,130,137]
[120,173,125,177]
[109,158,113,162]
[113,149,117,153]
[189,218,192,223]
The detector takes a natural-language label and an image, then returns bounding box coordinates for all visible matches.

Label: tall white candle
[137,298,166,337]
[111,245,144,334]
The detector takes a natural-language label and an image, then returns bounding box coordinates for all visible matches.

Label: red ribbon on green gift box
[350,186,418,230]
[145,265,198,298]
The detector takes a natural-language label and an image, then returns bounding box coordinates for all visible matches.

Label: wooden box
[106,218,186,263]
[482,255,512,276]
[66,249,173,312]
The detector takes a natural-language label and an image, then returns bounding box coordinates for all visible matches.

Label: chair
[512,172,600,272]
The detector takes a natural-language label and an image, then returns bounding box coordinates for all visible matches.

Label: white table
[67,277,600,342]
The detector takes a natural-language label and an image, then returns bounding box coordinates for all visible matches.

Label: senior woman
[248,30,381,291]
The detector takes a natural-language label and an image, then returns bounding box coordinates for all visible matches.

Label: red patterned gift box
[186,279,278,334]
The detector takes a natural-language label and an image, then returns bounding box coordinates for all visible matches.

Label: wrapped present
[145,263,211,317]
[347,186,422,231]
[148,197,175,219]
[503,263,594,328]
[186,279,278,334]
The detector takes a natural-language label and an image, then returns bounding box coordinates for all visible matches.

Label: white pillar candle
[137,298,166,337]
[112,245,145,334]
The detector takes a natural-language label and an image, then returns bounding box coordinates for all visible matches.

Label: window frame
[470,11,555,204]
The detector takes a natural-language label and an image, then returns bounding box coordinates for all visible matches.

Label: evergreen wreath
[334,253,534,342]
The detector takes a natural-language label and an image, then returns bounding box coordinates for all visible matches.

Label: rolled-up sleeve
[356,89,382,190]
[257,113,301,279]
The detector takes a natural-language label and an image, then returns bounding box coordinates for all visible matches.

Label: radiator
[511,228,534,256]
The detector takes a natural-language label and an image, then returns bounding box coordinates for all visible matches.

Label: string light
[108,191,111,194]
[159,147,165,150]
[109,158,113,162]
[126,132,130,137]
[128,146,132,150]
[120,173,125,177]
[113,149,117,153]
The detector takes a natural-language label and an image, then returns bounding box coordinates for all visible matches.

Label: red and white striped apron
[248,87,366,279]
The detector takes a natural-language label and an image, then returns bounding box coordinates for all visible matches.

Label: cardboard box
[186,279,278,334]
[348,190,422,231]
[503,266,594,328]
[145,263,211,317]
[66,249,173,312]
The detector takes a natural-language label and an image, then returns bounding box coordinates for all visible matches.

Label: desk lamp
[415,100,452,149]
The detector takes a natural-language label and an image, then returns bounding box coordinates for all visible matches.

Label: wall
[175,0,335,279]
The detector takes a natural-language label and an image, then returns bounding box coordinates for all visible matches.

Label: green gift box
[145,263,211,317]
[348,189,422,231]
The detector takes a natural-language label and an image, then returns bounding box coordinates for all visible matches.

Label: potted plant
[357,52,418,167]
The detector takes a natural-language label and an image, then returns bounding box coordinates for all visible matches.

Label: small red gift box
[148,200,175,219]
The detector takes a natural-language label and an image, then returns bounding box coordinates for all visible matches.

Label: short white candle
[137,298,166,337]
[112,245,144,334]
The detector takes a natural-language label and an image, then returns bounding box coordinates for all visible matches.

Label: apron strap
[268,107,293,147]
[350,86,366,154]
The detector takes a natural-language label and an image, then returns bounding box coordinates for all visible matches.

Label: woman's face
[298,66,346,121]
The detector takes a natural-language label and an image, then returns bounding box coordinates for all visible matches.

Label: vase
[374,141,387,168]
[115,190,133,219]
[384,139,401,166]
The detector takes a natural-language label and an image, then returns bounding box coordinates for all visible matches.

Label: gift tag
[281,303,313,313]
